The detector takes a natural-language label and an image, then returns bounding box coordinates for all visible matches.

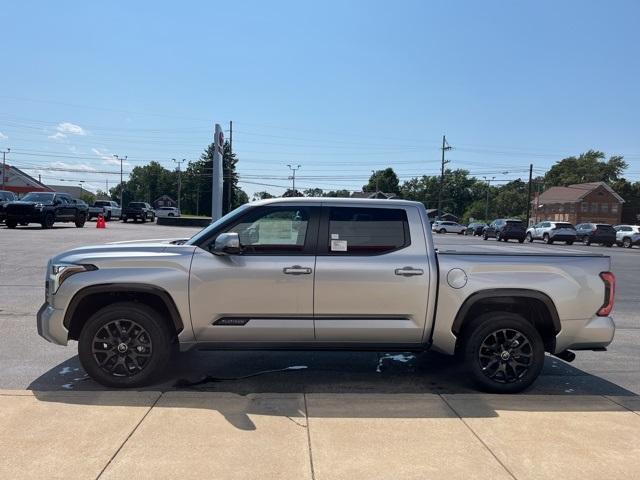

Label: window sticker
[331,239,348,251]
[331,233,340,239]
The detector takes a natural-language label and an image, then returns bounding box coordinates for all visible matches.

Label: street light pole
[483,176,495,221]
[172,158,186,212]
[114,154,126,206]
[1,148,10,190]
[287,164,301,195]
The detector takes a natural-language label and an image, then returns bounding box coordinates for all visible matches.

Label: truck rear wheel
[6,219,17,229]
[41,212,55,229]
[78,302,173,388]
[75,213,86,228]
[461,313,544,393]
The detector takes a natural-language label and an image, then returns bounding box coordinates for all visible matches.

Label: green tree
[323,189,352,198]
[303,188,324,197]
[282,189,304,197]
[544,150,627,187]
[252,191,274,201]
[110,161,176,206]
[492,180,528,219]
[364,168,400,194]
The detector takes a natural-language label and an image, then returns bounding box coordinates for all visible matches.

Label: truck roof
[250,197,426,208]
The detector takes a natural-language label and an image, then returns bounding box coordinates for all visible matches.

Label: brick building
[533,182,624,225]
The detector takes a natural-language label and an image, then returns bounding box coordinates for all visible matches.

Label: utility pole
[483,176,495,221]
[78,181,85,199]
[1,148,9,190]
[114,154,126,206]
[437,136,451,219]
[287,164,301,195]
[229,121,233,152]
[173,158,186,212]
[526,163,533,227]
[371,170,379,194]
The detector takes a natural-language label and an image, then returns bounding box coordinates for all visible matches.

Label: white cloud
[48,132,67,140]
[51,161,96,172]
[0,132,7,140]
[57,122,86,136]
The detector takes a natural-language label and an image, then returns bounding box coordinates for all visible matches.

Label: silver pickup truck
[37,198,616,393]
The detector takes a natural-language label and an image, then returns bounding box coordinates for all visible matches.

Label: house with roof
[533,182,624,225]
[0,164,52,196]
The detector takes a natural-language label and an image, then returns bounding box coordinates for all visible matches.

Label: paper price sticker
[331,240,348,251]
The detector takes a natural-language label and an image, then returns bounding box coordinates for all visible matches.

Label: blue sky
[1,0,639,197]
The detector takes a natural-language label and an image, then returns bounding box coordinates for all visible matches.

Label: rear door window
[325,207,410,255]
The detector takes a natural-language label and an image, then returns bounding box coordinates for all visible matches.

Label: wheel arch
[64,283,184,341]
[452,288,561,353]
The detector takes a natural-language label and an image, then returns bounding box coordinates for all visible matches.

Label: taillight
[597,272,615,316]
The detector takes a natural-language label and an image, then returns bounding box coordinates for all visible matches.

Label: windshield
[21,192,55,202]
[94,201,111,207]
[186,204,253,245]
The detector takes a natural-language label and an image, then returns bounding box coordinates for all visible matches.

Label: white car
[432,220,466,234]
[614,225,640,248]
[155,207,181,218]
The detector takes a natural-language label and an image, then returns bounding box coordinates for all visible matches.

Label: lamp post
[1,148,9,190]
[483,176,495,221]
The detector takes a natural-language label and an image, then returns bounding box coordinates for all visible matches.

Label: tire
[122,217,128,223]
[526,232,533,243]
[623,238,632,248]
[20,222,28,226]
[583,237,591,246]
[6,219,17,229]
[78,302,173,388]
[543,234,553,245]
[495,232,501,242]
[566,241,573,245]
[106,211,112,221]
[605,243,613,248]
[133,218,138,223]
[518,238,525,243]
[41,212,55,229]
[75,213,86,228]
[439,228,446,234]
[461,312,545,393]
[483,233,488,241]
[141,216,146,223]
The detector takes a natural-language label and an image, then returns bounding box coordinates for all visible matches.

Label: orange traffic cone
[96,214,106,229]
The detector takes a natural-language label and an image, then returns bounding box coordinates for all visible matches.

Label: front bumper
[554,316,615,353]
[36,302,69,346]
[6,212,43,223]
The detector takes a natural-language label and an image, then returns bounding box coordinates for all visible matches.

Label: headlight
[34,203,44,210]
[48,263,97,296]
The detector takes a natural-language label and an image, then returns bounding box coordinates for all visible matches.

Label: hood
[7,200,51,207]
[50,242,198,268]
[109,238,189,245]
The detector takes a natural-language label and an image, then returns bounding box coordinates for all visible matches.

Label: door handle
[394,267,424,277]
[283,265,312,275]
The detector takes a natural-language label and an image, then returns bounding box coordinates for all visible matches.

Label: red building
[0,164,52,195]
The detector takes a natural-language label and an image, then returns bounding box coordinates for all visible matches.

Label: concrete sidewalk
[0,391,638,480]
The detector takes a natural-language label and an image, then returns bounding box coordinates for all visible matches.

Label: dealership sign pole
[211,124,224,222]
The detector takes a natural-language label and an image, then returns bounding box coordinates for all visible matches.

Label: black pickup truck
[4,192,88,229]
[122,202,155,223]
[0,190,17,223]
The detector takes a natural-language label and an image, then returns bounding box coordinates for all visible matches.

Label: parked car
[0,190,17,223]
[155,206,181,218]
[464,222,487,236]
[122,202,155,223]
[37,198,616,393]
[4,192,88,229]
[614,225,640,248]
[575,223,616,247]
[483,219,526,242]
[526,221,577,245]
[88,200,122,221]
[432,220,466,234]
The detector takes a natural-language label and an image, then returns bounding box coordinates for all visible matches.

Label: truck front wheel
[78,302,173,388]
[461,313,544,393]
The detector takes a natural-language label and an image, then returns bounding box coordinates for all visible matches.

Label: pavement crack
[603,396,640,417]
[303,393,316,480]
[439,394,518,480]
[95,392,162,479]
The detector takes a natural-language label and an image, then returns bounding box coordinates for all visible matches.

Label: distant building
[425,209,458,222]
[0,164,52,195]
[351,191,398,199]
[153,195,177,209]
[533,181,624,225]
[46,185,86,198]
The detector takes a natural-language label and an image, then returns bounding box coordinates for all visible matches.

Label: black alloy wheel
[41,212,55,229]
[78,302,172,388]
[91,319,153,377]
[462,313,545,393]
[623,238,632,248]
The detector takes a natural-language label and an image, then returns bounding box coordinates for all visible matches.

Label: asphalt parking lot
[0,221,638,395]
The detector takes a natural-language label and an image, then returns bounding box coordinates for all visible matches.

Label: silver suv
[526,221,576,245]
[614,225,640,248]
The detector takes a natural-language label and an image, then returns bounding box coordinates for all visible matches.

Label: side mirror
[211,232,242,255]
